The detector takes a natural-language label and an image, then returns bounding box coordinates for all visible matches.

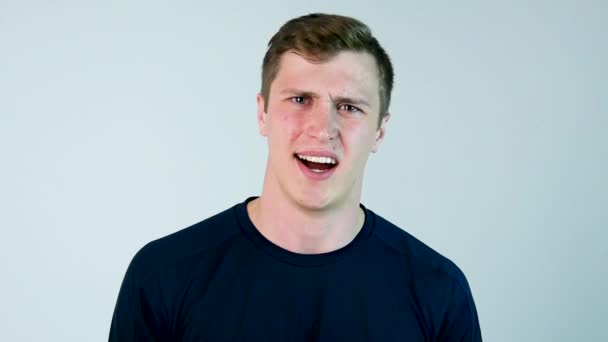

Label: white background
[1,1,606,340]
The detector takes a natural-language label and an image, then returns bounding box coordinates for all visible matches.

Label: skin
[248,50,390,254]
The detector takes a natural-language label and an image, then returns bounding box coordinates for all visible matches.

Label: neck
[247,171,365,254]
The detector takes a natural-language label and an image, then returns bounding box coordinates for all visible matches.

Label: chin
[294,191,336,212]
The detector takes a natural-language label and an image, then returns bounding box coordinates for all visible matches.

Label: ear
[256,93,268,137]
[371,113,390,153]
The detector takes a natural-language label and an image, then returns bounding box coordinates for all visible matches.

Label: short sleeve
[108,245,172,341]
[435,270,482,341]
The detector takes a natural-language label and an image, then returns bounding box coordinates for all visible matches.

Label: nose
[306,101,339,141]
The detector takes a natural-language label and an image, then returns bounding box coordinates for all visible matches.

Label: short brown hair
[261,13,394,127]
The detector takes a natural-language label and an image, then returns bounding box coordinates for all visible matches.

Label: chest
[173,258,431,341]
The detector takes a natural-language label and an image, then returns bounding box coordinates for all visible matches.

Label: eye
[290,96,308,105]
[338,104,362,113]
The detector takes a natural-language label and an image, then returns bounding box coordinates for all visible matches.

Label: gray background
[1,0,606,341]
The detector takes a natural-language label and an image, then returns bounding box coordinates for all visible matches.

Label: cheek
[345,128,376,158]
[272,110,304,139]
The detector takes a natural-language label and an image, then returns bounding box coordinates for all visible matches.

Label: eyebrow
[280,88,371,108]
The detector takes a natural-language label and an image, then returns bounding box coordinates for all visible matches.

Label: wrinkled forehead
[272,50,381,105]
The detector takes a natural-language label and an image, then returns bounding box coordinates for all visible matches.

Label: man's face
[257,50,390,211]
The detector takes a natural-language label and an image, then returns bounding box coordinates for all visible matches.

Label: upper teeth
[297,154,337,164]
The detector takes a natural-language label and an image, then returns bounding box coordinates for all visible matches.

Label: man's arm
[435,272,482,341]
[109,246,171,341]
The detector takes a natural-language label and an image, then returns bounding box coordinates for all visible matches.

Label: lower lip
[295,157,337,181]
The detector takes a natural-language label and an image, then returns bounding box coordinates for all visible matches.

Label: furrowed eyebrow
[280,88,319,99]
[280,88,370,108]
[331,96,371,109]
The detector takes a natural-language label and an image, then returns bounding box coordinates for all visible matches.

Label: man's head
[256,13,393,212]
[261,13,394,127]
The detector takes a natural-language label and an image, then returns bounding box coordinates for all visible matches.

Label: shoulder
[369,210,481,339]
[369,209,473,300]
[110,203,245,339]
[129,203,242,281]
[366,210,474,310]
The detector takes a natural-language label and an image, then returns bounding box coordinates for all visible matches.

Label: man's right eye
[291,96,308,104]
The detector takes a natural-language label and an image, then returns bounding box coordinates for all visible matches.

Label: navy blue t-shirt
[109,197,481,341]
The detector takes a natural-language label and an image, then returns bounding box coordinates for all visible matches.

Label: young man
[110,13,482,341]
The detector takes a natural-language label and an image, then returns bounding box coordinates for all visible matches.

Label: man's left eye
[339,104,360,113]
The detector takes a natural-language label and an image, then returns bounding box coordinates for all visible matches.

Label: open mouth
[294,153,338,173]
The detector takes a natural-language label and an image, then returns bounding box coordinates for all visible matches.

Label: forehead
[271,50,380,102]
